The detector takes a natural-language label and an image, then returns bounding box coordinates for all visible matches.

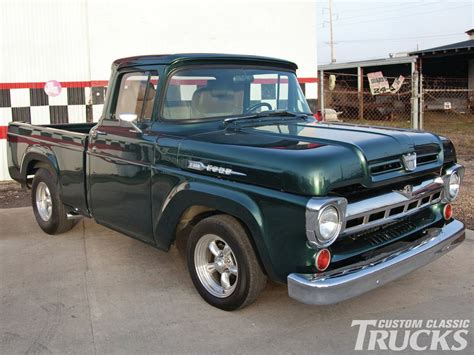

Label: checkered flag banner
[0,81,108,126]
[0,81,107,180]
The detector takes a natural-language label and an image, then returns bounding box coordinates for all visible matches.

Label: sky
[317,0,474,64]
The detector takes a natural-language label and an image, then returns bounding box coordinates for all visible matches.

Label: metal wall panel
[0,0,317,181]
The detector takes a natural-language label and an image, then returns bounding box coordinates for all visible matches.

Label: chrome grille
[343,177,444,235]
[369,151,439,175]
[369,159,402,175]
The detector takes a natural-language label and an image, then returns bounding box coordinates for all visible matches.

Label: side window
[114,72,159,121]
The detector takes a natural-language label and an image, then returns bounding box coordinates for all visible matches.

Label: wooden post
[411,63,419,130]
[419,58,424,130]
[320,70,325,112]
[358,67,364,120]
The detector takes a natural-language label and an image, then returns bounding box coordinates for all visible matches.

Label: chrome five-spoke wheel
[32,168,76,235]
[194,234,238,298]
[36,181,52,221]
[187,215,267,310]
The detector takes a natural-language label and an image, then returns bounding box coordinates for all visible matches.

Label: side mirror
[118,113,142,134]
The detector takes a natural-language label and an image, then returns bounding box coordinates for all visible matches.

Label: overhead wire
[320,33,463,45]
[323,4,472,27]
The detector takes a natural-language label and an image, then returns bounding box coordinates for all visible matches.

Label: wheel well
[174,205,268,275]
[175,205,217,236]
[25,160,55,188]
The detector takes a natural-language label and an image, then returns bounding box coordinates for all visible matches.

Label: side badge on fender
[187,160,246,176]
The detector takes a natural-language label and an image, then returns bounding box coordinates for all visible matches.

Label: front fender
[154,181,279,279]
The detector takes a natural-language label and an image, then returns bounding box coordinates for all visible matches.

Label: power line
[323,2,405,18]
[326,0,427,16]
[333,3,428,22]
[327,4,471,27]
[318,1,439,29]
[321,33,462,45]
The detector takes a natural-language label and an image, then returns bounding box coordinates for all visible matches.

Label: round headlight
[317,205,341,245]
[448,172,460,200]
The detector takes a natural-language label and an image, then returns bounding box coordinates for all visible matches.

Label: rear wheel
[31,168,76,234]
[186,215,267,311]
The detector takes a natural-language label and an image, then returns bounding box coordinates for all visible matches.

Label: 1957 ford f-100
[7,54,465,310]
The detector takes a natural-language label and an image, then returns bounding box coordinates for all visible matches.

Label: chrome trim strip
[445,163,465,177]
[306,197,347,248]
[348,178,442,217]
[342,177,444,235]
[288,220,465,305]
[187,160,247,177]
[161,182,189,214]
[441,164,465,202]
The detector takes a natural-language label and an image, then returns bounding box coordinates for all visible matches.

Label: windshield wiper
[223,110,309,125]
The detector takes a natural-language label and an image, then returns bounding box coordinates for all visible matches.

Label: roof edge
[319,55,418,71]
[112,53,298,70]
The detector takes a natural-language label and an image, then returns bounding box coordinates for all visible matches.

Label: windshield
[162,66,311,120]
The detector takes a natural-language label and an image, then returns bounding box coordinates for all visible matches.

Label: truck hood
[177,120,444,196]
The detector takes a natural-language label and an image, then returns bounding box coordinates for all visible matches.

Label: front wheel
[186,215,267,311]
[31,168,76,235]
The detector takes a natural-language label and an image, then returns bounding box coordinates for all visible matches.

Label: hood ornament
[402,152,417,171]
[394,184,414,198]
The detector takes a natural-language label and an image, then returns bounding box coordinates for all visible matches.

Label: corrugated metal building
[0,0,318,181]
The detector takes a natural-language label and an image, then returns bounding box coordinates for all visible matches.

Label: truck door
[88,70,159,244]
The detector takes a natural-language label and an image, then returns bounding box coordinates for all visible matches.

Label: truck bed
[46,123,96,134]
[7,122,96,215]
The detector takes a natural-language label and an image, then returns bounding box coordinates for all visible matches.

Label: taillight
[313,111,323,121]
[315,249,331,271]
[443,203,453,220]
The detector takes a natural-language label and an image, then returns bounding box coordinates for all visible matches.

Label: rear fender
[21,146,60,182]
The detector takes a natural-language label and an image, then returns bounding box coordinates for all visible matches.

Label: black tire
[186,215,267,311]
[31,168,76,235]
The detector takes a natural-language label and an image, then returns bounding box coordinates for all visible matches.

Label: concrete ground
[1,207,473,355]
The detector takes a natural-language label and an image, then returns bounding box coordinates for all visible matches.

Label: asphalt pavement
[1,207,473,354]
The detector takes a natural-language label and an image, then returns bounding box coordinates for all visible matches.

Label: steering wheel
[245,102,272,113]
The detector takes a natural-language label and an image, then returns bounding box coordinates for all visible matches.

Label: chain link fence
[321,71,413,128]
[320,71,474,129]
[422,76,474,127]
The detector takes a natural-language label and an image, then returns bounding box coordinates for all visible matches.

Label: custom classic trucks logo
[351,320,470,351]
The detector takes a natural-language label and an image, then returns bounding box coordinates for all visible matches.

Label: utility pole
[328,0,336,63]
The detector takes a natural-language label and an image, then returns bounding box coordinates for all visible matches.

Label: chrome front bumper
[288,220,465,305]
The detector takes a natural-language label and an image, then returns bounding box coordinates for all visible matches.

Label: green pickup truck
[7,54,465,310]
